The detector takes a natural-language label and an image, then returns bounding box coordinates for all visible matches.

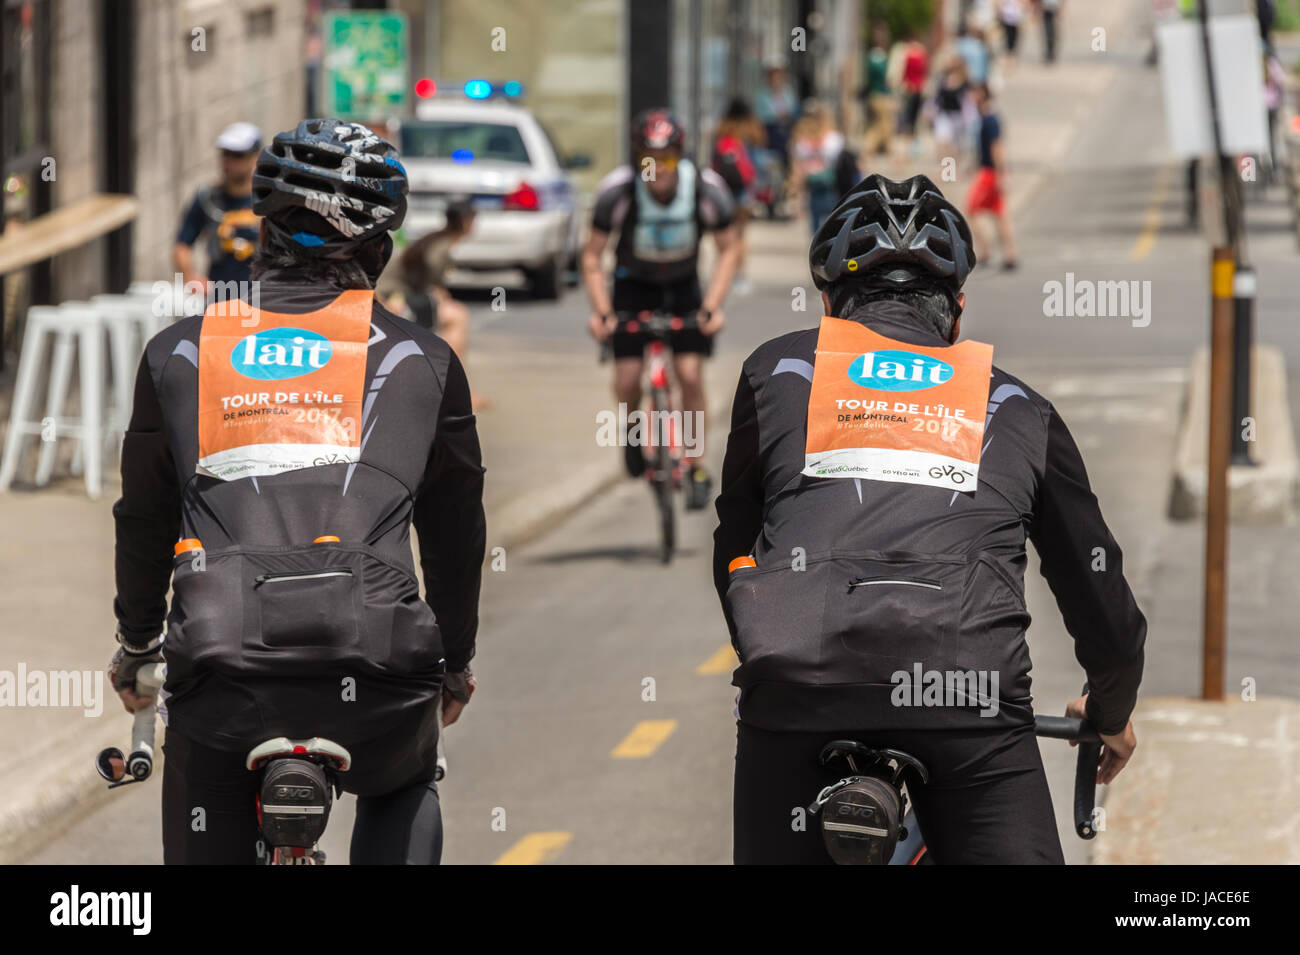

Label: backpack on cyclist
[712,136,756,195]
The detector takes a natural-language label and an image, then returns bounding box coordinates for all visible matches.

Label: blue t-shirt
[977,113,1001,170]
[956,36,990,84]
[175,187,260,284]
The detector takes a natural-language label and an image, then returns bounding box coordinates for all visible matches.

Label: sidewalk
[1094,696,1300,864]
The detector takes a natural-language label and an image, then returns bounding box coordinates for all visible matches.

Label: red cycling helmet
[631,108,686,152]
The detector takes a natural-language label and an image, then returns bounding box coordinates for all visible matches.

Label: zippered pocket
[254,569,355,586]
[822,553,965,678]
[249,557,363,653]
[847,576,942,591]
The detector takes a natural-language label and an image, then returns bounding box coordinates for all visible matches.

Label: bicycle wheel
[654,435,675,563]
[649,384,676,563]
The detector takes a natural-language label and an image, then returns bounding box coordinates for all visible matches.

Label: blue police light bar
[464,80,492,99]
[502,81,523,98]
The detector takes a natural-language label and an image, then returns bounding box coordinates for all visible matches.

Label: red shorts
[967,167,1005,215]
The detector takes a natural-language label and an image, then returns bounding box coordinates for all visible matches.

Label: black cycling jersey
[713,300,1146,736]
[591,160,735,287]
[113,268,486,753]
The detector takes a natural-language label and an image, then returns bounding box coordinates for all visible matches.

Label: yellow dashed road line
[493,831,573,865]
[1131,163,1174,261]
[696,644,737,675]
[611,719,677,758]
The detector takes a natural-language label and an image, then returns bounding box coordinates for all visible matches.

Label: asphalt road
[25,24,1300,864]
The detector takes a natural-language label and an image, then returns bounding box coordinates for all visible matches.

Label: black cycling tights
[733,721,1065,864]
[161,729,443,864]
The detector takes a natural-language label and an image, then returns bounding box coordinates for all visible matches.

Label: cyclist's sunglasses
[638,153,679,172]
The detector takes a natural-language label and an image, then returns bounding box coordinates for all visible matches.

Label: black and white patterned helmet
[252,119,408,258]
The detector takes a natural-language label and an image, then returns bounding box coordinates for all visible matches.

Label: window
[246,7,274,38]
[399,122,531,165]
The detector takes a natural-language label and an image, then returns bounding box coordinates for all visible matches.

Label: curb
[0,718,124,864]
[1169,345,1299,523]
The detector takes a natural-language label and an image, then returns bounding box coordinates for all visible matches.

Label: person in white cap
[173,121,263,294]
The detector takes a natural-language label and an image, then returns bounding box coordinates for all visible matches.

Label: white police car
[393,80,589,299]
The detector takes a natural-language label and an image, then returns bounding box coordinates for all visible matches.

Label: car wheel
[529,255,562,300]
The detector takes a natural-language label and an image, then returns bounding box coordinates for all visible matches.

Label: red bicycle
[603,309,695,564]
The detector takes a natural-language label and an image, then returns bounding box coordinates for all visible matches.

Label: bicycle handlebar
[128,662,166,782]
[612,309,700,335]
[597,309,700,363]
[1032,715,1100,743]
[1033,714,1102,840]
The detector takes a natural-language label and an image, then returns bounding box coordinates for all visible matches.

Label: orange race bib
[803,316,993,491]
[196,291,372,480]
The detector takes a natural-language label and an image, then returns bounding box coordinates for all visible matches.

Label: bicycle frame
[608,309,694,563]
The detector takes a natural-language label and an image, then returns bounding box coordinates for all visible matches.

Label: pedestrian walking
[955,23,992,86]
[890,32,930,163]
[861,23,896,159]
[1037,0,1066,64]
[789,101,846,235]
[173,122,262,305]
[712,97,763,294]
[932,55,971,163]
[381,197,489,409]
[756,61,799,181]
[966,82,1018,270]
[998,0,1025,64]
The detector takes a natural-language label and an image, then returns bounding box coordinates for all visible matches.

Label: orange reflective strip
[313,535,340,543]
[174,538,203,555]
[729,556,757,572]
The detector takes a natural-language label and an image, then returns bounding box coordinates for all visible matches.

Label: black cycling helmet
[252,119,408,260]
[630,108,686,152]
[809,173,976,296]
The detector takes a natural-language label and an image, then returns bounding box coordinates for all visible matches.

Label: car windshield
[400,121,531,164]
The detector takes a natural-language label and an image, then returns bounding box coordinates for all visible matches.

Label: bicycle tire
[648,382,676,564]
[655,435,675,563]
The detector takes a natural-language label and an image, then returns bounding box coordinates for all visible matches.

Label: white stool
[0,304,109,499]
[125,280,196,330]
[90,294,159,436]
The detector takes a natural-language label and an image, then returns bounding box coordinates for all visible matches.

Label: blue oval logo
[231,327,332,380]
[847,349,953,392]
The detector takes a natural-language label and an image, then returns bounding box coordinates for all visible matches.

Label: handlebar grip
[128,663,167,781]
[1034,715,1101,744]
[1073,740,1101,839]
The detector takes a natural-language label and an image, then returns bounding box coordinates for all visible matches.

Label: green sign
[322,11,409,119]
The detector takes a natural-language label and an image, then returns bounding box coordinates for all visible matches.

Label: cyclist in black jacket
[109,120,485,864]
[714,174,1144,864]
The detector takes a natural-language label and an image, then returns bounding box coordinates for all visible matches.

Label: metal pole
[1203,248,1233,702]
[1196,3,1244,257]
[1231,266,1256,465]
[690,0,702,163]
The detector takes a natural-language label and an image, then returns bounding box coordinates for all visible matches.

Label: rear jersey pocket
[821,552,966,682]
